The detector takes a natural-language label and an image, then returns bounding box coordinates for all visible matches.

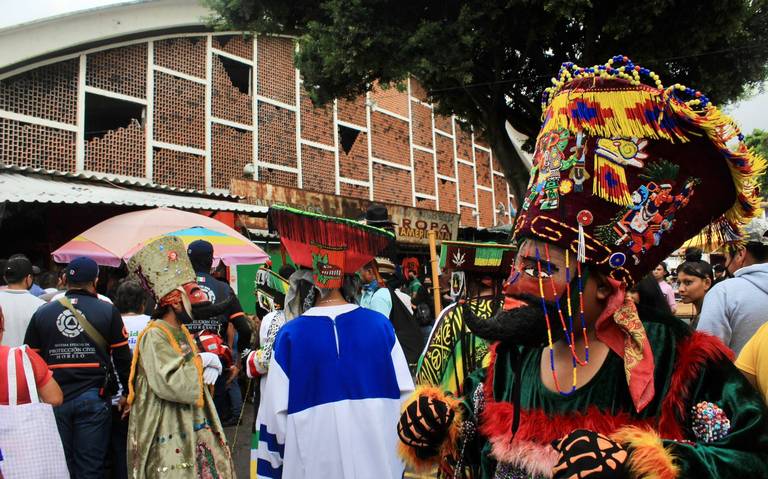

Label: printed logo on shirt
[198,284,216,303]
[56,309,84,338]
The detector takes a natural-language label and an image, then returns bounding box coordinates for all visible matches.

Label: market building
[0,0,516,306]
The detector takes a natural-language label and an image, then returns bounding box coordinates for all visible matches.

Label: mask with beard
[462,292,566,348]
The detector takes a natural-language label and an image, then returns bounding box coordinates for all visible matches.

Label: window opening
[219,55,252,95]
[84,93,145,141]
[338,125,361,155]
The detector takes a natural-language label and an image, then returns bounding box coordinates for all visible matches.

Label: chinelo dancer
[255,205,414,479]
[416,241,516,396]
[125,236,235,478]
[396,56,768,479]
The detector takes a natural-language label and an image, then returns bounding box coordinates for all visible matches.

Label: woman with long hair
[677,249,714,329]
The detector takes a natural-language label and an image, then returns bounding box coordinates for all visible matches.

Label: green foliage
[745,129,768,198]
[206,0,768,196]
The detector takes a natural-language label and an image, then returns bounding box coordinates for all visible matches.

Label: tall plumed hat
[514,55,765,285]
[439,241,516,277]
[127,236,208,307]
[268,205,395,289]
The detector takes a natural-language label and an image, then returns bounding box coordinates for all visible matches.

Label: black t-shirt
[187,272,250,352]
[24,290,131,401]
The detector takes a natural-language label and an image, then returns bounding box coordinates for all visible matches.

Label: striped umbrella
[52,207,268,267]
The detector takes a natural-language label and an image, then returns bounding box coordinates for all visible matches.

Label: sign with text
[231,179,459,245]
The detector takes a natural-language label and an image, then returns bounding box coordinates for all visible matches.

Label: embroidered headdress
[516,55,764,285]
[127,236,208,309]
[254,266,290,312]
[268,205,395,289]
[511,55,764,412]
[439,241,517,276]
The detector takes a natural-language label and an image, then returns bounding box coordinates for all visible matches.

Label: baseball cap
[187,239,214,259]
[742,218,768,245]
[66,257,99,283]
[3,257,33,283]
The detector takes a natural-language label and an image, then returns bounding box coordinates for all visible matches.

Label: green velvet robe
[127,320,235,479]
[458,315,768,478]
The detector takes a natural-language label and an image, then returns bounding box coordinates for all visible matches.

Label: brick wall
[0,32,512,228]
[211,123,252,189]
[257,36,295,105]
[372,163,412,206]
[0,59,78,124]
[153,148,205,190]
[339,130,368,182]
[0,118,76,171]
[85,119,145,177]
[86,44,146,98]
[301,145,335,194]
[153,71,205,148]
[211,54,251,125]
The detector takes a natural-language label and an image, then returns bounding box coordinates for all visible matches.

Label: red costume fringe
[658,331,733,439]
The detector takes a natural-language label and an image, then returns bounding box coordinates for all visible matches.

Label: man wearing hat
[125,236,235,478]
[185,239,252,424]
[416,241,515,397]
[25,256,132,478]
[0,255,44,347]
[397,57,768,478]
[255,205,414,479]
[698,218,768,355]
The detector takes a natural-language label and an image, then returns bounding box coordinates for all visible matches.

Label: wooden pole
[428,230,442,316]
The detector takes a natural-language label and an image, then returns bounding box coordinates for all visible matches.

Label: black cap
[66,257,99,283]
[4,257,33,284]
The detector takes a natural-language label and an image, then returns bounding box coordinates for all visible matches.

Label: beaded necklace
[536,246,577,396]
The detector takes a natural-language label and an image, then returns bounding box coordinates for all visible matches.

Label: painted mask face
[464,238,568,347]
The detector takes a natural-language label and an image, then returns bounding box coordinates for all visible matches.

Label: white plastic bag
[0,345,69,478]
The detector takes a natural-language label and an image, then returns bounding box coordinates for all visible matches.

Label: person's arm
[23,312,42,353]
[38,377,63,406]
[138,327,203,405]
[227,287,252,353]
[108,307,131,394]
[27,347,62,406]
[255,328,290,478]
[696,284,732,345]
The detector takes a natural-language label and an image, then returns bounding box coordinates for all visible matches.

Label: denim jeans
[54,388,111,479]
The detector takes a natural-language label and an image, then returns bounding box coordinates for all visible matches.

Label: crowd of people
[3,54,768,479]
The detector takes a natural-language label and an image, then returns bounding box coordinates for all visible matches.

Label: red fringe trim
[658,331,733,439]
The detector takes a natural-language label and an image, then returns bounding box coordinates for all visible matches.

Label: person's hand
[200,352,222,385]
[117,396,131,419]
[551,429,628,479]
[397,394,455,459]
[226,364,240,385]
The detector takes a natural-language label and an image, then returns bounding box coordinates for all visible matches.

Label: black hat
[66,257,99,283]
[4,257,33,284]
[362,204,394,226]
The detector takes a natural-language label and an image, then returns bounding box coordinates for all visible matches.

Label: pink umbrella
[52,207,269,267]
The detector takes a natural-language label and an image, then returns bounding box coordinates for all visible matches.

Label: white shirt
[255,304,413,479]
[0,289,45,347]
[112,313,151,404]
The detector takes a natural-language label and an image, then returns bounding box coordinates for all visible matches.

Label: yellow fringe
[126,320,205,408]
[611,426,679,479]
[541,85,766,238]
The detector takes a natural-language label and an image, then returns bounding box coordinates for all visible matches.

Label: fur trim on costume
[397,386,463,472]
[611,426,679,479]
[489,438,559,478]
[658,332,733,439]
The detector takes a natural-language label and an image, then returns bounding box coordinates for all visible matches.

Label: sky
[1,0,766,135]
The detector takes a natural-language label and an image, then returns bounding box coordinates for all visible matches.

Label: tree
[206,0,768,200]
[745,129,768,198]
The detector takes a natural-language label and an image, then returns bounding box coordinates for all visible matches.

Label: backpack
[385,288,425,367]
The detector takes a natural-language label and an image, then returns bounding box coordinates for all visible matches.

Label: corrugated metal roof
[0,171,268,215]
[0,164,245,200]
